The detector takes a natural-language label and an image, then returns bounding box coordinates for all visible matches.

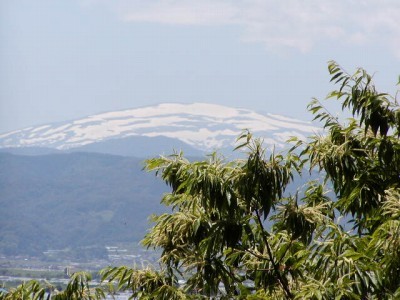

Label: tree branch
[255,211,293,299]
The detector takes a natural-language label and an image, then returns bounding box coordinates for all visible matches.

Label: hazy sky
[1,0,400,133]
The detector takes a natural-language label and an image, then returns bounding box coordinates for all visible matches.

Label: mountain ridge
[0,103,320,156]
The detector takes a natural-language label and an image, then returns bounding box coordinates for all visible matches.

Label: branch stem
[255,212,293,299]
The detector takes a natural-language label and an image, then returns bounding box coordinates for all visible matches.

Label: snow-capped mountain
[0,103,319,154]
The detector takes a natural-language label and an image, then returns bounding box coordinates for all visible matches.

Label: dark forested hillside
[0,150,314,258]
[0,152,169,256]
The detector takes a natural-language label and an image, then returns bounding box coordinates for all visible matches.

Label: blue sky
[1,0,399,133]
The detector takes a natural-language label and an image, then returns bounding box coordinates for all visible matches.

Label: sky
[1,0,400,133]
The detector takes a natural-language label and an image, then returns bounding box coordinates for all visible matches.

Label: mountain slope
[0,151,317,258]
[71,135,203,157]
[0,152,169,256]
[0,103,319,155]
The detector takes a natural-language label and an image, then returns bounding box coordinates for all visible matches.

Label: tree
[100,62,400,299]
[2,62,399,299]
[0,272,105,300]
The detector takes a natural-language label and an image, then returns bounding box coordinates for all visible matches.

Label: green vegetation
[1,62,400,299]
[0,272,105,300]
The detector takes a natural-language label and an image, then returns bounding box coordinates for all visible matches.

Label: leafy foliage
[0,272,104,300]
[0,280,51,300]
[2,62,399,299]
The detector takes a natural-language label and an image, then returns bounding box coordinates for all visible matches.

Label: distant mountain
[69,135,203,157]
[0,103,319,156]
[0,151,317,258]
[0,147,62,156]
[0,152,169,256]
[0,103,321,257]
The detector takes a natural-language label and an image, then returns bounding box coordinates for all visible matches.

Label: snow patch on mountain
[0,103,320,151]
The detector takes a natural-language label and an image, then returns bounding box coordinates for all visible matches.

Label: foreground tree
[0,272,105,300]
[1,62,399,299]
[101,62,400,299]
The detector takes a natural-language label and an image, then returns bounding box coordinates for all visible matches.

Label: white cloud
[84,0,400,57]
[122,1,239,25]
